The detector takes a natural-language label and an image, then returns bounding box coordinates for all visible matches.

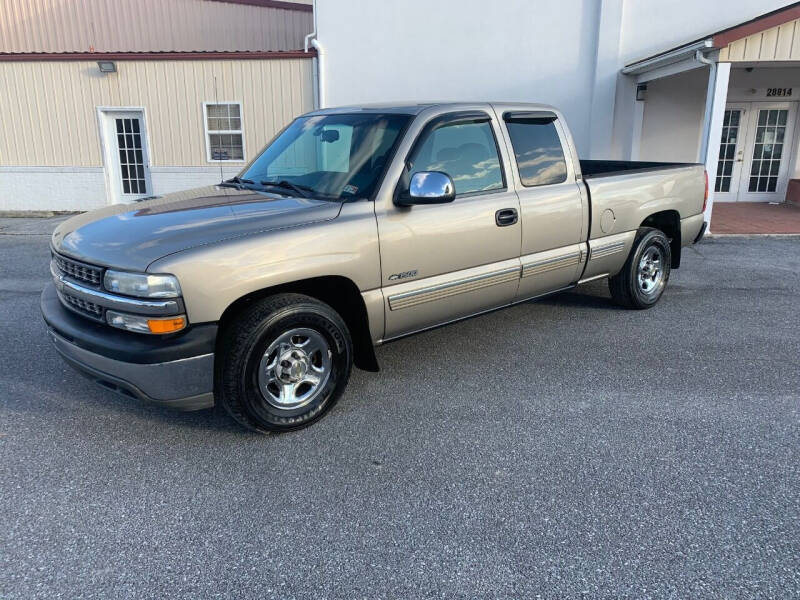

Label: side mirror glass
[396,171,456,206]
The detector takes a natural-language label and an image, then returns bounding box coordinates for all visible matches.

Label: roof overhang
[711,2,800,48]
[0,50,316,61]
[622,39,714,82]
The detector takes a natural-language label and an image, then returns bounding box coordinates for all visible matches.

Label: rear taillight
[703,170,709,212]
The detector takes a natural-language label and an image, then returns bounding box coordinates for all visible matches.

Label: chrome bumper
[48,328,215,411]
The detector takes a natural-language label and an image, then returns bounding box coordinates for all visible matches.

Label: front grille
[61,291,104,320]
[54,253,103,286]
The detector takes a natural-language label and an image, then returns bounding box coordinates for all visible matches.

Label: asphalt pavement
[1,217,798,599]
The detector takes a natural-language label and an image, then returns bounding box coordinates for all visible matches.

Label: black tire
[217,293,353,433]
[608,227,671,309]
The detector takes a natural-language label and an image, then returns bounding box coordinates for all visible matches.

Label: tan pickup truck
[42,102,707,432]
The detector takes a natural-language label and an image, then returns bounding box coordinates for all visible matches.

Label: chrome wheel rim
[257,328,332,410]
[637,245,665,298]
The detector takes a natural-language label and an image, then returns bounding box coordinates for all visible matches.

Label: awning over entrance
[621,3,800,230]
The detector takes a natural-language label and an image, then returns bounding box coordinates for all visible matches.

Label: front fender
[148,201,381,325]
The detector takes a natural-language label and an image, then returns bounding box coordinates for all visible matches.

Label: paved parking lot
[1,218,798,599]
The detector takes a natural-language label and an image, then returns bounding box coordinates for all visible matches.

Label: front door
[101,110,152,204]
[715,102,797,202]
[376,110,522,340]
[713,103,749,202]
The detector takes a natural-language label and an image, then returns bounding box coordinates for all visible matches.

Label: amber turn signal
[147,316,187,334]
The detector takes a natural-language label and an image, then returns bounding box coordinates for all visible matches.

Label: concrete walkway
[0,215,70,236]
[711,202,800,234]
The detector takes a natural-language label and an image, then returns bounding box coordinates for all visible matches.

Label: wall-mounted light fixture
[636,83,647,101]
[97,60,117,74]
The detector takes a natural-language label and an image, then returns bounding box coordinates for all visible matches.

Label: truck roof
[307,101,559,116]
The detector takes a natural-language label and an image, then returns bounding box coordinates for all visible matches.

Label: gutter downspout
[696,49,717,163]
[304,0,326,109]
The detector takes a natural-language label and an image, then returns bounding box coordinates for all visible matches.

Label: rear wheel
[217,293,353,433]
[608,228,671,309]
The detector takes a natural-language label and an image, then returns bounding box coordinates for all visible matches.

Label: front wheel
[608,228,671,309]
[217,293,353,433]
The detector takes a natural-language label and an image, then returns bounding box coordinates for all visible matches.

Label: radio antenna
[213,75,224,183]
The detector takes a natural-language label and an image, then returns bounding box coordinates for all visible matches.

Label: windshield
[240,113,412,201]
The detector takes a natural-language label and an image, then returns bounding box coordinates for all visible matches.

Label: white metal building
[310,0,800,227]
[0,0,315,211]
[3,0,800,227]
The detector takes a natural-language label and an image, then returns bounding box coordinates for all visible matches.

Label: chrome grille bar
[50,260,183,317]
[53,253,103,286]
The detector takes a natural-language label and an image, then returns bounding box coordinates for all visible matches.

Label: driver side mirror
[396,171,456,206]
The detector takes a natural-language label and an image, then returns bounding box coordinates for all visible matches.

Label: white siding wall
[638,69,708,163]
[611,0,792,158]
[619,0,792,64]
[315,0,611,157]
[0,58,315,211]
[0,59,314,167]
[316,0,794,161]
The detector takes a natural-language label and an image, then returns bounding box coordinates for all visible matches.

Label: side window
[504,117,568,187]
[409,119,504,196]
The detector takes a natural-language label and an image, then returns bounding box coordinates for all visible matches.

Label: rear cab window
[503,113,568,187]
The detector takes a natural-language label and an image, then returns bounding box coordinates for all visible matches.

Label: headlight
[103,270,181,298]
[106,310,187,334]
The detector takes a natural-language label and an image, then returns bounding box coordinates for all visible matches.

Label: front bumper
[41,283,216,410]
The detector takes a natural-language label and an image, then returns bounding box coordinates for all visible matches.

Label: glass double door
[715,102,797,202]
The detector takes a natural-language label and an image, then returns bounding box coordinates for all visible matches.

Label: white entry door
[101,110,152,204]
[715,102,797,202]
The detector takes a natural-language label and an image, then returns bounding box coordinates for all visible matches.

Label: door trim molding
[387,266,520,311]
[589,239,626,259]
[521,250,582,278]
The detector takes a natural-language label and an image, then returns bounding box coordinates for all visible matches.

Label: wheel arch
[641,210,681,268]
[217,276,380,372]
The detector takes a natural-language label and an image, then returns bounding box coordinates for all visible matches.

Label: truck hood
[52,186,343,272]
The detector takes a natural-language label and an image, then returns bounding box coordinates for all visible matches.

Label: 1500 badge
[388,270,418,281]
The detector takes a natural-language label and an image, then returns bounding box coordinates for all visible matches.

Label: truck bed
[580,160,697,178]
[579,161,706,241]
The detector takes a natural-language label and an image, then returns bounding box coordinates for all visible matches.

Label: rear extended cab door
[492,105,589,300]
[373,105,523,341]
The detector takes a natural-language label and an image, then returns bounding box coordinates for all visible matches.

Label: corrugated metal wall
[719,18,800,62]
[0,0,312,53]
[0,58,315,166]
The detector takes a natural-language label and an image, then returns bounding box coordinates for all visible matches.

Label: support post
[701,62,730,228]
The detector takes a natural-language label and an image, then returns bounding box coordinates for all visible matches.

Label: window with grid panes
[116,117,147,194]
[748,109,787,193]
[715,109,741,193]
[205,103,244,162]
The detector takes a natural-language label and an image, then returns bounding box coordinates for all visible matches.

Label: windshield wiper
[219,176,255,189]
[262,179,325,199]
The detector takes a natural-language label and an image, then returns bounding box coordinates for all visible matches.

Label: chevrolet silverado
[42,102,708,432]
